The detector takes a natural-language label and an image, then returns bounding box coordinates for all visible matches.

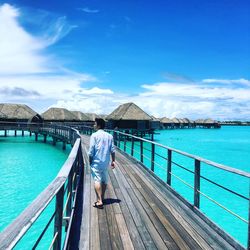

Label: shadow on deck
[69,135,242,250]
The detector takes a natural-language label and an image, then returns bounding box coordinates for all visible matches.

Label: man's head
[94,118,105,130]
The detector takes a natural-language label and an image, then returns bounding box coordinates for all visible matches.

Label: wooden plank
[125,155,236,250]
[119,165,181,250]
[79,167,91,249]
[104,187,124,250]
[113,164,167,249]
[109,170,147,250]
[98,205,112,250]
[90,175,100,250]
[128,168,202,250]
[106,171,122,214]
[115,214,134,250]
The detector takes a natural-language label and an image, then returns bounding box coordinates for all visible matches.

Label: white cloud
[0,74,94,98]
[141,82,250,101]
[78,7,99,13]
[136,81,250,120]
[0,4,48,74]
[0,4,75,75]
[202,78,250,86]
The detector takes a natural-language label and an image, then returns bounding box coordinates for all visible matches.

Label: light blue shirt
[88,129,115,169]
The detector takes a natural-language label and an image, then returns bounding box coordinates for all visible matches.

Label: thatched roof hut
[41,108,77,121]
[160,117,173,124]
[82,113,104,122]
[150,116,161,129]
[172,118,181,124]
[71,111,90,121]
[106,102,152,130]
[195,118,220,128]
[203,118,217,124]
[0,103,42,122]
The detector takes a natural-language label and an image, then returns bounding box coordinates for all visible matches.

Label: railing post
[140,140,143,163]
[124,136,126,152]
[113,131,117,146]
[118,133,121,148]
[69,130,73,145]
[131,136,134,156]
[194,159,201,208]
[151,143,155,172]
[66,171,73,221]
[53,185,64,250]
[167,149,172,185]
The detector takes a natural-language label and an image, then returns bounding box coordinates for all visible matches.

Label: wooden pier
[0,123,248,249]
[70,135,245,250]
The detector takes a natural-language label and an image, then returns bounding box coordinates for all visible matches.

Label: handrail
[0,123,83,249]
[112,130,250,178]
[80,126,249,248]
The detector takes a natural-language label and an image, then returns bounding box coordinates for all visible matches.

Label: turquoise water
[0,127,249,247]
[120,126,250,247]
[0,131,70,249]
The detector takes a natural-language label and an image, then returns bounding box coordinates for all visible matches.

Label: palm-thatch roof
[71,111,90,121]
[84,113,99,121]
[41,108,77,121]
[203,118,218,124]
[160,117,173,123]
[195,119,204,123]
[0,103,39,120]
[106,103,152,121]
[172,118,181,124]
[178,118,185,124]
[151,116,160,121]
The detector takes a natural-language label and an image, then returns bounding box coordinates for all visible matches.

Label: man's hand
[111,161,115,169]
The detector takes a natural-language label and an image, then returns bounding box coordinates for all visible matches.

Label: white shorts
[91,166,109,184]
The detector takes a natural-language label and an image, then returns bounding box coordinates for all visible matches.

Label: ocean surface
[0,126,249,247]
[120,125,250,247]
[0,131,70,249]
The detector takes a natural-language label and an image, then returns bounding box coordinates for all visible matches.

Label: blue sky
[0,0,249,120]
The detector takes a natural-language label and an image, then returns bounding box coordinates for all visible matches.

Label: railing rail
[80,126,249,249]
[0,123,83,250]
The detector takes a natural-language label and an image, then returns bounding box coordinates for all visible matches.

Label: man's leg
[94,181,103,205]
[101,183,107,201]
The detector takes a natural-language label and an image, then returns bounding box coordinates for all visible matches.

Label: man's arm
[89,155,93,165]
[88,135,95,165]
[110,136,115,168]
[111,152,115,168]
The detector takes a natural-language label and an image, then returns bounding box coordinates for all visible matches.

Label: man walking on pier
[88,118,116,209]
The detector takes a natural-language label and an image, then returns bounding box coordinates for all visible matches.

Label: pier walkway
[75,135,239,250]
[0,124,248,249]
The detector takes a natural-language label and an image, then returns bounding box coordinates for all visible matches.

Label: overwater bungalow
[106,102,152,130]
[71,111,90,122]
[195,118,221,128]
[0,103,42,135]
[150,116,161,130]
[41,107,77,123]
[172,117,181,128]
[160,117,174,129]
[183,118,195,128]
[0,103,42,123]
[83,113,105,122]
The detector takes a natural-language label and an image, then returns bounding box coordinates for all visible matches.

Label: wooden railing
[81,127,250,249]
[0,124,83,249]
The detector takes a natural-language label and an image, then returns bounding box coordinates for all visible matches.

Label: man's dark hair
[95,118,105,129]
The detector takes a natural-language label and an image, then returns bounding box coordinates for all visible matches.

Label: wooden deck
[77,135,240,250]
